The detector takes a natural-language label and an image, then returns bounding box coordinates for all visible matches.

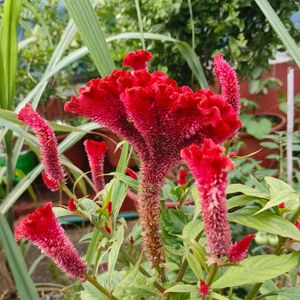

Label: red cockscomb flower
[18,103,65,191]
[181,139,233,259]
[213,53,240,113]
[198,280,209,297]
[123,49,153,70]
[178,168,187,185]
[14,203,86,280]
[83,140,107,193]
[65,50,240,268]
[68,198,77,211]
[229,234,255,263]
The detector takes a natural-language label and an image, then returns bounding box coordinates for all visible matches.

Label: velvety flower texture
[83,140,107,193]
[15,203,87,280]
[181,139,233,259]
[18,103,65,191]
[213,54,240,114]
[229,234,255,263]
[198,280,210,297]
[65,50,240,268]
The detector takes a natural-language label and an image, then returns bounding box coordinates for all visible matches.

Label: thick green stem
[245,205,300,300]
[85,273,118,300]
[206,263,218,285]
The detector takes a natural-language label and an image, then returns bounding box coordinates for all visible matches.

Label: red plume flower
[198,280,209,297]
[83,140,107,193]
[65,50,240,268]
[14,203,86,280]
[229,234,255,263]
[178,168,187,185]
[213,53,240,114]
[68,198,77,212]
[18,103,65,191]
[181,139,233,259]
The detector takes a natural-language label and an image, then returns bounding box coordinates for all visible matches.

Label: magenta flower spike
[18,103,65,191]
[15,203,87,280]
[181,139,233,260]
[198,280,210,297]
[213,53,240,114]
[83,140,107,193]
[65,50,241,268]
[229,234,255,263]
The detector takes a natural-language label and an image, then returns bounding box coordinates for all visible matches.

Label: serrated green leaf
[212,253,300,289]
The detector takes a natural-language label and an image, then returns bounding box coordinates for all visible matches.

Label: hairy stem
[85,273,118,300]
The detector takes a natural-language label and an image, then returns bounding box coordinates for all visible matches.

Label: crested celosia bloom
[15,203,87,280]
[213,54,240,114]
[181,139,233,260]
[198,280,209,297]
[178,168,187,185]
[83,140,107,193]
[229,234,255,263]
[18,103,65,191]
[65,50,240,268]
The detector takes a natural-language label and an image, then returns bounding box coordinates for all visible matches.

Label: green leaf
[255,0,300,69]
[52,207,74,218]
[64,0,115,77]
[0,0,21,109]
[211,292,230,300]
[166,284,198,293]
[0,214,39,300]
[108,224,124,288]
[182,219,204,240]
[276,286,300,298]
[229,207,300,240]
[85,227,102,267]
[212,253,300,289]
[184,248,203,279]
[108,172,139,191]
[227,195,264,209]
[227,184,269,198]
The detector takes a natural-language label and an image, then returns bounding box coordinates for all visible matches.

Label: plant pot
[0,150,39,182]
[238,112,287,168]
[56,134,89,172]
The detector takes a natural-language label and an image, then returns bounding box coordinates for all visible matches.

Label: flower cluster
[15,203,87,280]
[18,103,65,191]
[65,49,241,268]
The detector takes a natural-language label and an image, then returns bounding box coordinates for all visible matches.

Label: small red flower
[68,198,76,211]
[178,168,187,185]
[295,221,300,230]
[278,202,285,209]
[105,225,111,234]
[126,167,138,180]
[18,103,65,191]
[122,49,153,71]
[229,234,255,263]
[198,280,209,297]
[106,201,112,216]
[84,140,107,193]
[130,236,135,245]
[181,139,233,258]
[14,203,86,280]
[213,53,240,113]
[297,271,300,276]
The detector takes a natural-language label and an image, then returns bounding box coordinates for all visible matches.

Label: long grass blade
[255,0,300,68]
[0,214,39,300]
[64,0,115,76]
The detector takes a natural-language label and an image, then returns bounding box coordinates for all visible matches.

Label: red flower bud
[130,236,134,245]
[178,168,187,185]
[105,225,111,234]
[68,198,76,211]
[126,167,138,180]
[198,280,209,297]
[106,201,112,216]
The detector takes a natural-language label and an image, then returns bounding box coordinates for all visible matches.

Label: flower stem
[85,273,118,300]
[206,263,218,285]
[245,205,300,300]
[176,232,202,282]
